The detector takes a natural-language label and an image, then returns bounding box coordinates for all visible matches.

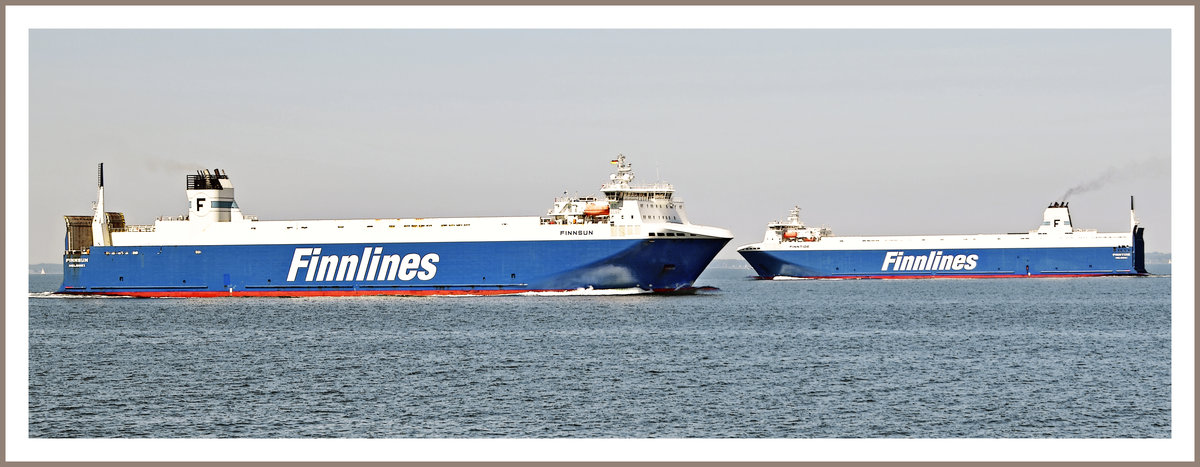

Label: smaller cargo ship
[737,200,1147,279]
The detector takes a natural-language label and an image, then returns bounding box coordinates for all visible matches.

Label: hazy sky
[28,29,1172,264]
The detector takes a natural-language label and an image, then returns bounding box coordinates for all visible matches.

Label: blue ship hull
[60,238,730,296]
[739,244,1147,279]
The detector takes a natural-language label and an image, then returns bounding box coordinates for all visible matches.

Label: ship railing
[541,216,603,225]
[114,225,156,232]
[554,196,601,202]
[603,182,675,191]
[602,191,674,201]
[157,215,188,221]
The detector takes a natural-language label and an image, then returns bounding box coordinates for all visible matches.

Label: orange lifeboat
[782,231,799,239]
[584,204,610,216]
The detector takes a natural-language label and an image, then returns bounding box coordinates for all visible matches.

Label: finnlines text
[882,251,979,271]
[287,247,439,282]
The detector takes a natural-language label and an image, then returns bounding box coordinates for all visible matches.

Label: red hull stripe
[65,289,544,298]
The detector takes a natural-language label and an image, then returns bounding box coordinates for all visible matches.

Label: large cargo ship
[59,155,733,296]
[737,201,1147,279]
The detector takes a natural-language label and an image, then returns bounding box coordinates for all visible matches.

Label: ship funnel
[1036,201,1074,233]
[186,168,239,223]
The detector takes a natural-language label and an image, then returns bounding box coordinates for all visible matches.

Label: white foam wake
[27,292,138,299]
[517,287,652,296]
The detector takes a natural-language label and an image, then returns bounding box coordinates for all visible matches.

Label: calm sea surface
[27,270,1171,438]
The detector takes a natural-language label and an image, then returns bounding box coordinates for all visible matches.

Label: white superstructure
[104,155,732,247]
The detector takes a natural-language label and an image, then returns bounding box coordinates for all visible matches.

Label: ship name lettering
[882,251,979,272]
[287,247,439,282]
[560,230,595,236]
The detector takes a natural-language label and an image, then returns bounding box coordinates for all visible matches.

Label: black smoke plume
[1060,157,1169,201]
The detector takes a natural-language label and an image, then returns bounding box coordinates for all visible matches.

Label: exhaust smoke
[1060,157,1168,201]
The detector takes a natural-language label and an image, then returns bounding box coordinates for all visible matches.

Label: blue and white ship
[737,201,1147,279]
[60,155,733,296]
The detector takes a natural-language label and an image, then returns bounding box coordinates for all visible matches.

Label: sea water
[27,270,1171,438]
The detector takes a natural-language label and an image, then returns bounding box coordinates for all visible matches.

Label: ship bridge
[600,153,675,201]
[762,205,833,243]
[540,154,693,232]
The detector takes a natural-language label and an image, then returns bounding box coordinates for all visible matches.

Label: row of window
[275,223,445,230]
[611,192,673,201]
[858,237,1018,242]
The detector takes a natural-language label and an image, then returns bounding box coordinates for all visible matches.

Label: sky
[27,28,1173,264]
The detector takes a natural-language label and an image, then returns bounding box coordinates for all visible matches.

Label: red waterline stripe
[58,288,690,297]
[762,273,1141,280]
[63,289,552,298]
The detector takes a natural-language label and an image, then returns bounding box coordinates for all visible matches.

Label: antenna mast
[91,163,112,246]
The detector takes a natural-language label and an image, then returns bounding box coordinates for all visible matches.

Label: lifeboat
[782,230,799,239]
[584,204,610,216]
